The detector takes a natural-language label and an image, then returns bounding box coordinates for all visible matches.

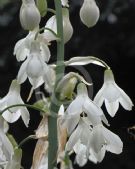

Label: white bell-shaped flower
[80,0,100,28]
[44,8,73,43]
[20,0,41,30]
[94,69,133,117]
[14,29,50,62]
[0,80,30,127]
[17,41,50,89]
[63,83,108,134]
[0,129,14,168]
[90,124,123,160]
[66,118,92,152]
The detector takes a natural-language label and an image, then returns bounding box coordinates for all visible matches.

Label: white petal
[118,86,133,110]
[2,110,21,123]
[90,125,105,153]
[58,105,65,116]
[17,60,28,84]
[89,147,106,163]
[61,0,69,7]
[66,125,81,151]
[26,55,44,79]
[103,83,121,102]
[75,143,87,167]
[40,43,51,63]
[14,38,29,62]
[63,9,73,43]
[105,99,119,117]
[44,15,57,42]
[65,56,106,67]
[61,114,80,135]
[0,97,8,110]
[66,95,84,116]
[84,97,103,116]
[94,86,105,107]
[28,76,44,89]
[102,126,123,154]
[20,107,30,127]
[0,130,14,161]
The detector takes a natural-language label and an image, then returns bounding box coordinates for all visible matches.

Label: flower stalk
[48,0,65,169]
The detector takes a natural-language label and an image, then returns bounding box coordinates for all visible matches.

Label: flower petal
[66,95,84,116]
[17,60,28,84]
[102,126,123,154]
[74,143,87,167]
[90,125,105,153]
[66,125,81,151]
[94,86,105,107]
[105,99,119,117]
[2,110,21,123]
[40,43,51,63]
[118,86,133,111]
[20,107,30,127]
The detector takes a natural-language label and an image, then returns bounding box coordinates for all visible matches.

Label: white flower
[14,29,50,62]
[80,0,100,28]
[63,83,108,134]
[44,8,73,43]
[0,129,14,168]
[94,69,134,117]
[89,124,123,162]
[20,0,41,30]
[66,118,92,152]
[17,41,51,89]
[0,80,30,127]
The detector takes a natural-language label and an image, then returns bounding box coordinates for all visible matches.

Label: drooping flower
[0,80,30,127]
[80,0,100,28]
[63,83,108,134]
[44,8,73,43]
[20,0,41,30]
[94,69,133,117]
[89,124,123,161]
[14,29,50,62]
[17,41,51,89]
[66,118,92,153]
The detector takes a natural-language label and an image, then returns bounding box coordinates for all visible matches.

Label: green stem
[48,0,65,168]
[47,8,56,14]
[17,135,36,148]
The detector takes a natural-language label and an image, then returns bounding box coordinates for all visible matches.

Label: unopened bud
[80,0,100,28]
[60,77,77,100]
[36,0,48,17]
[62,8,73,43]
[20,0,41,30]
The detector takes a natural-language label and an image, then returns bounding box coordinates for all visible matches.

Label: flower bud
[36,0,48,17]
[80,0,100,28]
[60,77,78,100]
[20,0,41,30]
[62,8,73,43]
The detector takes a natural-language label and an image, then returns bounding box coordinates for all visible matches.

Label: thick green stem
[48,0,64,169]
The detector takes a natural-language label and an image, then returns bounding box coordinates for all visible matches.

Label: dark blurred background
[0,0,135,169]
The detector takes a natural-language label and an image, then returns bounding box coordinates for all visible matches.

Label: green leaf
[36,0,48,17]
